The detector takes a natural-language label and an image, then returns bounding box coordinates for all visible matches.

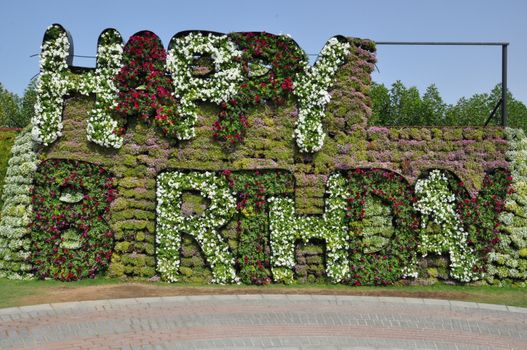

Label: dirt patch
[18,283,474,306]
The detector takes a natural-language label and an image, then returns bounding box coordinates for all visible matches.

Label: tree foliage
[0,80,36,128]
[0,83,21,127]
[370,81,527,130]
[17,79,37,128]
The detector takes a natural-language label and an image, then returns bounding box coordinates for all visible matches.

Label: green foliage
[0,80,39,128]
[447,85,527,130]
[421,84,447,124]
[370,81,527,130]
[369,82,390,125]
[0,83,21,128]
[15,80,36,128]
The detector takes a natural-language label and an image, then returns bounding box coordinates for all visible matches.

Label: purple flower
[368,126,389,134]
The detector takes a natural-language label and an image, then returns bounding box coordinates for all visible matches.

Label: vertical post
[502,44,508,126]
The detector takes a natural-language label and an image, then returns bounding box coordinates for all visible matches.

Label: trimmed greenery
[0,127,38,279]
[486,128,527,286]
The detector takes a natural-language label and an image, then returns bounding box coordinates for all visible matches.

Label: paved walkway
[0,295,526,350]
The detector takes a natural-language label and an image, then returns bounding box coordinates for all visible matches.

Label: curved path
[1,295,526,350]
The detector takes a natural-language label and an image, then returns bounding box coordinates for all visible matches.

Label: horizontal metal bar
[376,41,509,46]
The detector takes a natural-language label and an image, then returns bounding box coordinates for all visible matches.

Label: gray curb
[1,295,526,315]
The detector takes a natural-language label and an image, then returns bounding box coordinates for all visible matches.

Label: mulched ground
[19,282,473,306]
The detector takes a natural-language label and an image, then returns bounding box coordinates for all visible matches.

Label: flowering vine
[293,37,350,153]
[223,169,294,284]
[268,173,349,283]
[114,31,180,139]
[453,170,511,278]
[156,171,238,283]
[346,169,419,286]
[30,159,116,281]
[167,32,243,140]
[213,32,306,145]
[414,169,480,282]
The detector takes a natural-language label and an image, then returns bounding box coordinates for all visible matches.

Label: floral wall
[0,24,525,286]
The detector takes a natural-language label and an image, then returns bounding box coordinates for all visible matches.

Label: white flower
[268,173,349,283]
[293,38,350,153]
[32,26,124,148]
[166,33,242,141]
[156,171,238,283]
[414,170,481,282]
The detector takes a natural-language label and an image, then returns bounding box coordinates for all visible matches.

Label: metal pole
[376,41,507,46]
[502,44,508,126]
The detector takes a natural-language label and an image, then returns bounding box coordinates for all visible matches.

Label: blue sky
[1,0,525,104]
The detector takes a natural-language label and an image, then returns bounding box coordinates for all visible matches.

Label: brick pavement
[0,295,526,349]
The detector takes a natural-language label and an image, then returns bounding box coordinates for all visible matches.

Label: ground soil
[18,283,472,306]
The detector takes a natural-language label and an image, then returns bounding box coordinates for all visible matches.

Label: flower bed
[0,25,523,286]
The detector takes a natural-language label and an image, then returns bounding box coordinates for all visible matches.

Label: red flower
[281,77,293,91]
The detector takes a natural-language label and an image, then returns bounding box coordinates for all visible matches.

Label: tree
[488,84,527,131]
[372,80,425,126]
[370,80,527,132]
[0,83,20,128]
[369,82,391,125]
[16,79,37,128]
[421,84,446,125]
[445,84,527,129]
[388,80,408,125]
[399,86,422,125]
[0,80,38,128]
[445,94,489,126]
